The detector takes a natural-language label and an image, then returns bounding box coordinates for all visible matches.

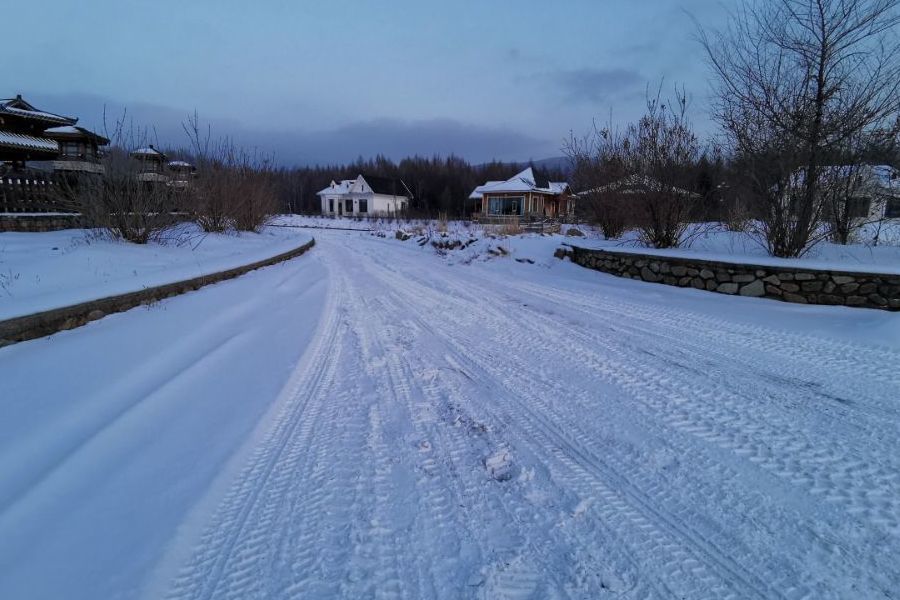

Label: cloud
[22,92,555,166]
[551,68,646,104]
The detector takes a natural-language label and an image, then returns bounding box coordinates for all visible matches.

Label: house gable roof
[0,95,77,127]
[0,130,59,154]
[44,125,110,146]
[471,167,569,198]
[316,179,355,196]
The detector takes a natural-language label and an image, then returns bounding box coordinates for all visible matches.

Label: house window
[847,197,871,219]
[487,196,524,215]
[359,199,368,213]
[886,198,900,219]
[329,199,334,212]
[60,142,81,157]
[345,199,353,213]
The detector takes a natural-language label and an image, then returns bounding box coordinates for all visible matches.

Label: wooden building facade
[470,167,573,223]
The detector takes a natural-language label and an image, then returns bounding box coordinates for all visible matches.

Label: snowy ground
[276,214,900,273]
[0,224,311,320]
[2,228,899,599]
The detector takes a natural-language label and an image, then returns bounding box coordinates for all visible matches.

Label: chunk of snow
[485,449,514,481]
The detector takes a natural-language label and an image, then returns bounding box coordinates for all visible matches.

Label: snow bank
[0,249,328,600]
[0,224,312,320]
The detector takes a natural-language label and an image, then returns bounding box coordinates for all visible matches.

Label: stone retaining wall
[0,238,316,347]
[0,214,83,232]
[558,245,900,311]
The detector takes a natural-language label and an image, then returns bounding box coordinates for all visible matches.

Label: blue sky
[3,0,729,165]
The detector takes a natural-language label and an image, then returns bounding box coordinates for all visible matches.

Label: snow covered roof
[43,125,81,135]
[131,146,166,160]
[44,125,110,145]
[470,168,569,199]
[316,179,355,196]
[578,174,700,199]
[167,160,195,169]
[0,96,76,126]
[468,181,503,200]
[317,175,413,199]
[0,131,59,153]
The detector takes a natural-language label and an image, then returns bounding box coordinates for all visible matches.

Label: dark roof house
[0,95,76,163]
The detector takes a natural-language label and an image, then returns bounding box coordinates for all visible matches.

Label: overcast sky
[3,0,730,166]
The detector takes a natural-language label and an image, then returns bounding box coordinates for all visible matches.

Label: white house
[838,164,899,220]
[317,174,412,216]
[791,164,900,220]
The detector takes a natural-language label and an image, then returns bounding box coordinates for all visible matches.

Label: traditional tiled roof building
[0,95,75,166]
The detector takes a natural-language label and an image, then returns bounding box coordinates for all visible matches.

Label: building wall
[481,192,574,218]
[320,192,408,216]
[369,193,407,215]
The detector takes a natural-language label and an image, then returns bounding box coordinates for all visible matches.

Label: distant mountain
[476,156,572,174]
[528,156,572,174]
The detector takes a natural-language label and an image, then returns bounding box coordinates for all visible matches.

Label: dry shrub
[185,114,279,233]
[77,131,177,244]
[722,195,750,232]
[498,220,522,236]
[229,168,279,232]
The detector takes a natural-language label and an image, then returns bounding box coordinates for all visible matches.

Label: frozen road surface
[2,230,899,599]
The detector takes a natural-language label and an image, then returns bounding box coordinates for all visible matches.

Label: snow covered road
[3,229,900,599]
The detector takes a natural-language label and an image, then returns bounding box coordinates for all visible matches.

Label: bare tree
[564,123,631,239]
[700,0,900,257]
[564,88,701,247]
[625,89,702,248]
[183,112,279,233]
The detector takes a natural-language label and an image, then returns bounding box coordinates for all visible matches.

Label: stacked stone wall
[557,246,900,311]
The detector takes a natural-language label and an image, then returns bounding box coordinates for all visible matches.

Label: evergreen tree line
[266,155,569,218]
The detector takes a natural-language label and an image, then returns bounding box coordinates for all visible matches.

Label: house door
[545,199,558,218]
[338,202,343,216]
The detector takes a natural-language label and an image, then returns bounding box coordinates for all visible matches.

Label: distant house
[0,95,75,167]
[39,125,109,175]
[470,167,572,221]
[815,164,900,221]
[167,160,196,190]
[869,165,900,219]
[130,145,169,184]
[317,174,412,216]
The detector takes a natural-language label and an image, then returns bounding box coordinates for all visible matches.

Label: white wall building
[317,174,412,217]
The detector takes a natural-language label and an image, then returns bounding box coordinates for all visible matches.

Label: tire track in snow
[343,257,554,598]
[506,277,900,416]
[490,277,900,535]
[355,239,898,598]
[165,270,347,599]
[161,232,900,599]
[350,279,669,598]
[355,244,774,599]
